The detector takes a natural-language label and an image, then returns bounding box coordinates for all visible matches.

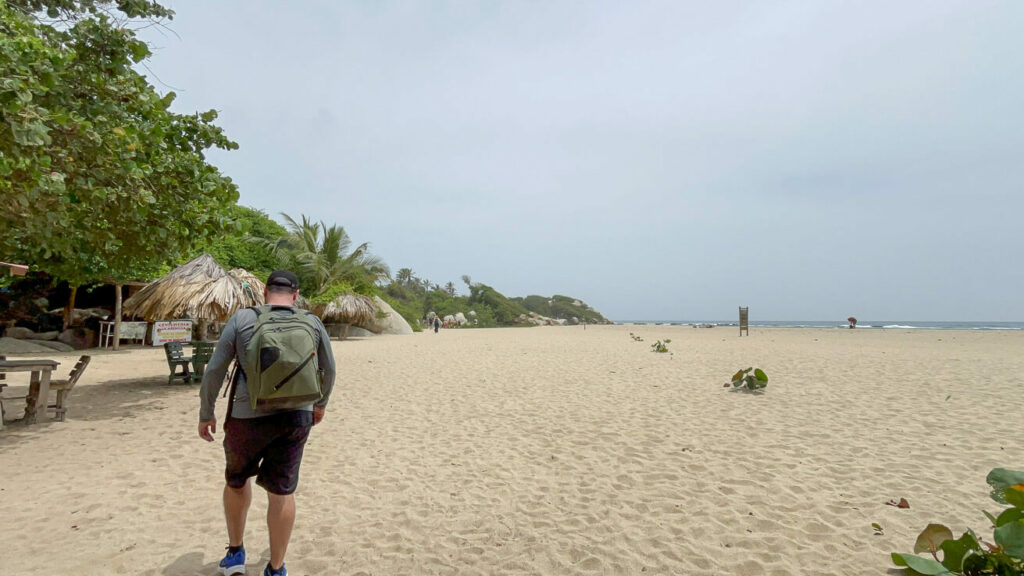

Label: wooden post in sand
[113,283,122,351]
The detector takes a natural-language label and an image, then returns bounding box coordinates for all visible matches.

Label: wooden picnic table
[0,359,60,427]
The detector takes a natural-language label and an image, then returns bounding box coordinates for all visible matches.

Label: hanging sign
[152,320,193,346]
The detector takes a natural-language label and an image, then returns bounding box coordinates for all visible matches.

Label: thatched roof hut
[124,254,265,322]
[228,268,265,303]
[315,293,377,325]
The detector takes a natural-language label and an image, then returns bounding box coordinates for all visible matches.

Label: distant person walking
[433,315,441,333]
[198,270,336,576]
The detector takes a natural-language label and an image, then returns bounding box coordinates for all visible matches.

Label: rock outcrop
[6,327,36,340]
[356,297,413,335]
[58,328,96,350]
[513,312,563,326]
[347,326,377,338]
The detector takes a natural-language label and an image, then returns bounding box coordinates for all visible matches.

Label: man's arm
[314,319,336,409]
[198,316,239,423]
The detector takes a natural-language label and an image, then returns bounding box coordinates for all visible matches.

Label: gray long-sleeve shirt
[199,306,336,421]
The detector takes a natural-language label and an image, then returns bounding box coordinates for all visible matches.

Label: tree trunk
[113,283,123,351]
[63,284,78,330]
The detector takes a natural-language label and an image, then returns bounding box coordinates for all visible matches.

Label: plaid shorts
[223,411,313,495]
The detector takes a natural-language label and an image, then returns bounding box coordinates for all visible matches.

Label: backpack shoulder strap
[225,306,262,420]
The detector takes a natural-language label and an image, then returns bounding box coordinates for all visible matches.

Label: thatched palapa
[124,254,265,322]
[315,293,377,326]
[227,268,266,304]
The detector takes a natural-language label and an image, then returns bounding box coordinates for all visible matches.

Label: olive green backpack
[240,305,323,411]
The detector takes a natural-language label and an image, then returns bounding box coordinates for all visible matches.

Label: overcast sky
[140,1,1022,321]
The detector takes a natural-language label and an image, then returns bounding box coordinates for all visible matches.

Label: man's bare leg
[267,492,296,570]
[224,481,252,547]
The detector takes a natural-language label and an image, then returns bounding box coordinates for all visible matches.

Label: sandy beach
[0,325,1021,575]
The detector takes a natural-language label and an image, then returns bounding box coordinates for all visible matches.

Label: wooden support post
[63,285,78,330]
[113,283,123,351]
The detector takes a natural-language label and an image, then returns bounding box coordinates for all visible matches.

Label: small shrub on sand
[727,367,768,391]
[629,332,644,342]
[650,339,671,353]
[892,468,1024,575]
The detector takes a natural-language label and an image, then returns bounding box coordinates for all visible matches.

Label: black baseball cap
[266,269,299,290]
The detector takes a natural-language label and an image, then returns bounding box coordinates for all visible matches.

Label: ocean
[613,320,1024,331]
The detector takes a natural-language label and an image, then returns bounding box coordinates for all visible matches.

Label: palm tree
[262,214,390,296]
[395,268,414,286]
[444,281,456,297]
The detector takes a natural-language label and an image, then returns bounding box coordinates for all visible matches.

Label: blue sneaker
[218,546,245,575]
[264,563,286,576]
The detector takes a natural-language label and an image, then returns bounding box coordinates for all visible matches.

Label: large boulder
[356,297,413,335]
[32,340,76,352]
[347,326,377,338]
[454,312,467,326]
[58,328,96,350]
[48,307,110,324]
[0,337,58,355]
[6,326,36,340]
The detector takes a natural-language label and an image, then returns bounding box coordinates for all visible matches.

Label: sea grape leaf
[996,507,1024,527]
[986,469,1024,505]
[891,553,952,574]
[754,368,768,382]
[993,519,1024,557]
[915,524,954,554]
[938,531,979,572]
[1006,484,1024,509]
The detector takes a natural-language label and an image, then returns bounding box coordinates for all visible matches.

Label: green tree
[1,0,239,324]
[197,205,286,280]
[467,282,529,325]
[395,267,414,286]
[514,294,609,324]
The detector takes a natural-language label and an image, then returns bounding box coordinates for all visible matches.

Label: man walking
[198,270,336,576]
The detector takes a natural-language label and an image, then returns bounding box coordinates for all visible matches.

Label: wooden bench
[25,355,91,422]
[164,342,192,384]
[190,341,216,384]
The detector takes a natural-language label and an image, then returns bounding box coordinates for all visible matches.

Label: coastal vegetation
[892,468,1024,575]
[728,367,769,391]
[1,0,237,324]
[650,339,671,353]
[512,294,609,325]
[0,0,609,331]
[254,214,389,298]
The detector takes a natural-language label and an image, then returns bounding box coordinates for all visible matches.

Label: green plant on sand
[630,332,644,342]
[891,468,1024,575]
[650,339,671,353]
[728,368,768,391]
